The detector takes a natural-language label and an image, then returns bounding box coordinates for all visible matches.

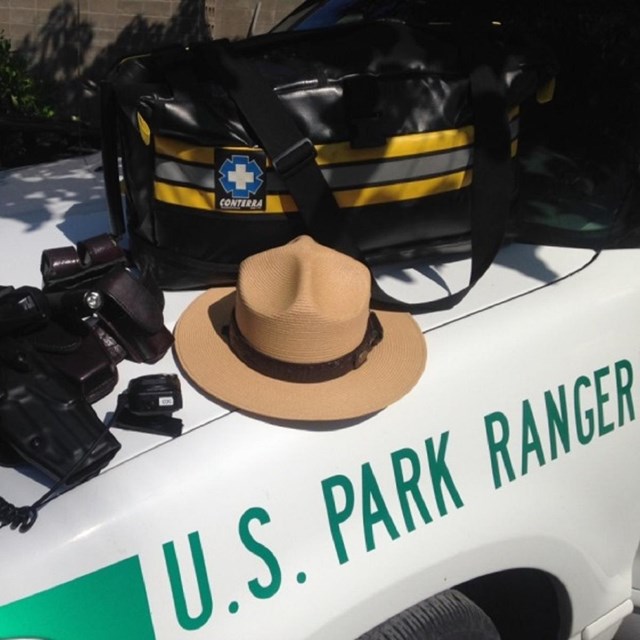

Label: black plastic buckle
[272,138,316,179]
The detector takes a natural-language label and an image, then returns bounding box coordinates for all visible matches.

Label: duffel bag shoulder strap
[196,39,352,254]
[100,80,127,238]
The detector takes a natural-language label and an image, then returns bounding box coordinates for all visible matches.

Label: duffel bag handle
[198,37,513,314]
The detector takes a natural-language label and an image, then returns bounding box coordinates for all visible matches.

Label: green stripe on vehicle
[0,556,155,640]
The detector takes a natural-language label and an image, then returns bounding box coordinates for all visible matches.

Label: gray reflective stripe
[510,116,519,139]
[268,147,472,192]
[155,158,215,189]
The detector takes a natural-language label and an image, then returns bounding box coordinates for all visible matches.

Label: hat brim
[174,287,427,421]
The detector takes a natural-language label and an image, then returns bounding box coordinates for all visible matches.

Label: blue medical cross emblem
[218,154,264,199]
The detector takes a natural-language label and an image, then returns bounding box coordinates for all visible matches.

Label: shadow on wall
[15,0,210,125]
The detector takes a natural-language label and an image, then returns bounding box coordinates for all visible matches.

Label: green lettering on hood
[0,556,155,640]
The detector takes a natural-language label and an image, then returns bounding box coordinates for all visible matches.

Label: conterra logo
[216,150,266,211]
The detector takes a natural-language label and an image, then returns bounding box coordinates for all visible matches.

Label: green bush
[0,31,54,118]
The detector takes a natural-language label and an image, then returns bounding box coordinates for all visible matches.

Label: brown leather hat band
[227,311,383,383]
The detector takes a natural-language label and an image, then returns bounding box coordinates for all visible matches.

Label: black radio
[113,374,183,437]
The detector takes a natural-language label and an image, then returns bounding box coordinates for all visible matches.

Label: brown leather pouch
[95,268,174,364]
[41,235,173,366]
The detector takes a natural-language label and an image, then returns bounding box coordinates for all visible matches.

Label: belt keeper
[77,234,124,267]
[41,246,82,281]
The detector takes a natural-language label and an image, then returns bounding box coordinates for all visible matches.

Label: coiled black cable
[0,496,38,532]
[0,426,111,534]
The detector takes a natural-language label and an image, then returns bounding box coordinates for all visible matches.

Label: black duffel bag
[102,19,555,312]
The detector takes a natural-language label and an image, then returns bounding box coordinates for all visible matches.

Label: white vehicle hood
[0,153,600,503]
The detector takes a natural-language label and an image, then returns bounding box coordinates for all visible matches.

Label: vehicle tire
[356,588,501,640]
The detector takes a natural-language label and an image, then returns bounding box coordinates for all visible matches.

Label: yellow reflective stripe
[315,110,518,165]
[137,112,151,146]
[156,120,517,169]
[154,107,520,166]
[536,78,556,104]
[154,127,476,167]
[314,126,474,164]
[320,170,471,211]
[154,181,215,210]
[154,170,472,214]
[155,137,215,165]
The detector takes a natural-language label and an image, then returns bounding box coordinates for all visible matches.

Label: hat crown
[235,236,371,364]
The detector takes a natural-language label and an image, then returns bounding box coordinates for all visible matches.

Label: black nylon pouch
[103,20,556,299]
[25,320,119,404]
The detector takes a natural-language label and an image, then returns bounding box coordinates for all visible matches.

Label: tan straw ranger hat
[174,236,427,421]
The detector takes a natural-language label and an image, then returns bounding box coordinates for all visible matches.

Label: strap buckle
[272,138,316,179]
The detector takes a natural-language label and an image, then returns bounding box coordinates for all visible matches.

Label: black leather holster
[0,337,120,484]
